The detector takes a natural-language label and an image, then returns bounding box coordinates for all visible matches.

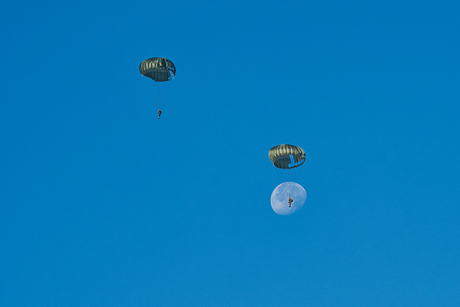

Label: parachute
[139,57,176,82]
[269,144,306,207]
[268,144,306,169]
[139,57,176,115]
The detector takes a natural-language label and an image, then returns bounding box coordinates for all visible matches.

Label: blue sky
[1,0,460,306]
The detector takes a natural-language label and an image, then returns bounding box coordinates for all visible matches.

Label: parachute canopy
[139,57,176,82]
[269,144,306,169]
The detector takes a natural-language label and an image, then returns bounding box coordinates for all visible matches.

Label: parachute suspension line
[157,81,172,110]
[274,168,291,198]
[152,90,160,110]
[281,182,291,198]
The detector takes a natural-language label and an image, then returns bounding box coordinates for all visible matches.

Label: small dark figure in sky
[158,109,162,119]
[288,197,293,208]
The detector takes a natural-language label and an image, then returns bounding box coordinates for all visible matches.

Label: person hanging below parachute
[139,57,176,119]
[268,144,306,208]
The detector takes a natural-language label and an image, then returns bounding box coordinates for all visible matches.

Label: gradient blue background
[1,0,460,306]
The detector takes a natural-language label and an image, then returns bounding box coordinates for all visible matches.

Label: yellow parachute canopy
[268,144,306,169]
[139,57,176,82]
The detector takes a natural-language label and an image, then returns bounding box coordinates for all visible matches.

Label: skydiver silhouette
[158,109,162,119]
[288,197,293,208]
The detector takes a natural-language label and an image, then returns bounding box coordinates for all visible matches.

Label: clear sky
[1,0,460,306]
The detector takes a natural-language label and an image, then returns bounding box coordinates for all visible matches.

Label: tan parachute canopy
[269,144,306,169]
[139,57,176,82]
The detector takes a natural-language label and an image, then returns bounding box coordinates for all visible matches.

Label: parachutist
[139,57,176,119]
[288,197,293,208]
